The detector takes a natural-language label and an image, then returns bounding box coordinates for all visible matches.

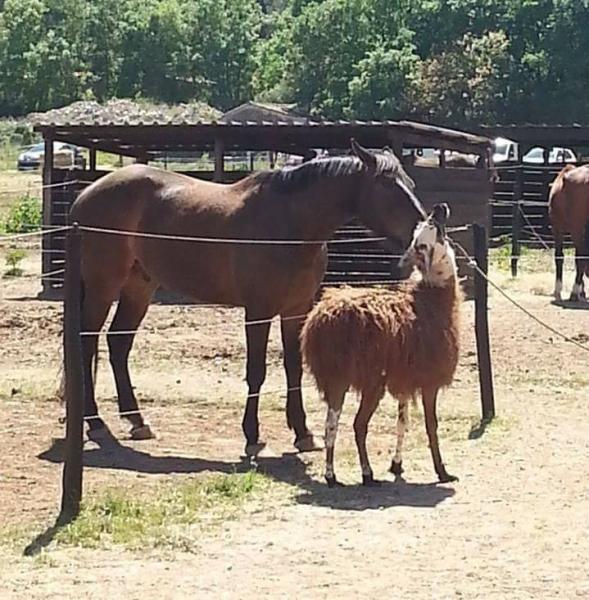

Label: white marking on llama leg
[393,400,408,464]
[390,399,409,477]
[554,279,563,301]
[325,408,341,483]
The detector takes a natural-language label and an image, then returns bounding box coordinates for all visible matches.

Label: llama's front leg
[324,388,345,488]
[390,398,409,477]
[422,386,458,483]
[354,390,381,486]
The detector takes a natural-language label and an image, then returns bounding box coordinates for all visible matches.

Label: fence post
[511,169,523,277]
[60,222,84,521]
[473,224,496,421]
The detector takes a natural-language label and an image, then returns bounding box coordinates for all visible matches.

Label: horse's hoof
[389,460,404,476]
[244,441,266,457]
[325,475,343,488]
[86,425,110,443]
[130,424,155,440]
[294,435,323,453]
[438,472,459,483]
[362,474,382,487]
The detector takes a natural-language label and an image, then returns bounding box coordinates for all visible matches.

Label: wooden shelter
[33,101,494,297]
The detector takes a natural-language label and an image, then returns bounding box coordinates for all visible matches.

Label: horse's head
[351,139,426,248]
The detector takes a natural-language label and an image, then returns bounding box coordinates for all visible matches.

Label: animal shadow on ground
[551,299,589,311]
[38,426,455,514]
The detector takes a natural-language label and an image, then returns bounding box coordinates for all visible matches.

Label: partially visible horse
[69,139,426,455]
[549,164,589,301]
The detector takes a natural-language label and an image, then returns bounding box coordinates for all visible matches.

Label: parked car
[522,146,577,164]
[493,137,577,165]
[17,142,86,170]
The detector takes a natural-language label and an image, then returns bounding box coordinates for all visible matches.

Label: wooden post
[473,224,496,421]
[42,136,54,295]
[89,148,97,171]
[249,151,255,172]
[214,138,225,182]
[511,169,523,277]
[60,223,85,521]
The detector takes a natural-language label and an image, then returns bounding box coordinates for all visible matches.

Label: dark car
[17,142,86,170]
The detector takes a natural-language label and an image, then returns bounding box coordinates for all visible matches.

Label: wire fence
[0,218,589,442]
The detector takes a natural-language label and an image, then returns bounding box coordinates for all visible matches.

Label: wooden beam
[42,136,54,294]
[89,147,97,171]
[214,138,225,182]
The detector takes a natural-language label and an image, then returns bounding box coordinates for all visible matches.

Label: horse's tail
[55,278,98,403]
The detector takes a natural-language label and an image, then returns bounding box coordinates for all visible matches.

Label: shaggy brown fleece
[301,279,462,401]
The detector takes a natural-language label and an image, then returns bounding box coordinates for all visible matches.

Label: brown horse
[549,164,589,301]
[69,140,426,454]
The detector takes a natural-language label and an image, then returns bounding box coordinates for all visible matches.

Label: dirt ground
[1,244,588,599]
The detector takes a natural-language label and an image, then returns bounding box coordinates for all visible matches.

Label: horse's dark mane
[249,153,415,192]
[250,156,363,192]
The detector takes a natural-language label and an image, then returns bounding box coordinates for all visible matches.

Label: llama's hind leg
[324,386,346,488]
[390,398,409,477]
[422,386,457,483]
[354,387,383,486]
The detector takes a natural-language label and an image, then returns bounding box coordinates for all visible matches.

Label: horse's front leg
[280,310,322,452]
[553,233,564,301]
[242,312,271,456]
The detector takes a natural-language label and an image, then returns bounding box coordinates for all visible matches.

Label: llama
[301,203,461,487]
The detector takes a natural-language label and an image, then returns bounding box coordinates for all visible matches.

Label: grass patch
[54,471,281,552]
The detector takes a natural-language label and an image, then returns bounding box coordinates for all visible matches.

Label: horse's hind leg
[107,269,157,440]
[80,287,113,432]
[280,310,321,452]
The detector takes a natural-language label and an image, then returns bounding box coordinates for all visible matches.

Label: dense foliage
[0,0,588,126]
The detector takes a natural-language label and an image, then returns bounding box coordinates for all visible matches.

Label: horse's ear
[350,138,377,172]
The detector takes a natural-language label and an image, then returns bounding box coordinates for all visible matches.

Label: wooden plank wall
[491,164,574,247]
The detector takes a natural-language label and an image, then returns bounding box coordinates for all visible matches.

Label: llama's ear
[351,138,377,172]
[432,203,450,226]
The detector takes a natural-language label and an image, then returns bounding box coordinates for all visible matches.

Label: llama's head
[399,203,457,285]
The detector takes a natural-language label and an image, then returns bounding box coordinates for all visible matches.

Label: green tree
[347,32,421,119]
[186,0,264,110]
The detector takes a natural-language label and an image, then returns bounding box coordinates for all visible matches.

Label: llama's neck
[421,243,458,287]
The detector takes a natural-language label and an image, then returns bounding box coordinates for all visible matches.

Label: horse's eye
[417,244,428,251]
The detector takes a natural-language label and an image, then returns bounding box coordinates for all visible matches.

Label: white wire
[79,224,387,246]
[0,225,71,242]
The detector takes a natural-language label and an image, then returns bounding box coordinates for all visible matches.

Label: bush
[4,248,26,277]
[4,195,42,233]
